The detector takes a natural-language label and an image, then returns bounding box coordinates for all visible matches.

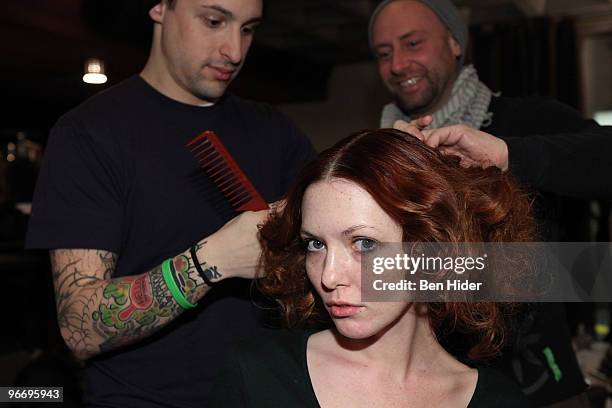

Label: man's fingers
[412,115,433,129]
[438,146,454,156]
[422,127,464,148]
[421,128,443,148]
[269,199,286,213]
[392,120,425,141]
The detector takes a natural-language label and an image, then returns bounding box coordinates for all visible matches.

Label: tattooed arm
[50,247,211,360]
[51,208,270,360]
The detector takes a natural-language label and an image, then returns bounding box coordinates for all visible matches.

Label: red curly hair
[258,129,535,360]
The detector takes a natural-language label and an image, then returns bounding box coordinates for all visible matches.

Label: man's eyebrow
[201,4,263,25]
[374,44,391,52]
[201,5,233,18]
[398,30,422,41]
[373,30,420,49]
[244,16,263,26]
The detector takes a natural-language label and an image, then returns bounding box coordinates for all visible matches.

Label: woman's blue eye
[306,239,325,252]
[355,238,377,252]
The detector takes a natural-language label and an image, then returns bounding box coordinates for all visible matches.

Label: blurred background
[1,0,611,406]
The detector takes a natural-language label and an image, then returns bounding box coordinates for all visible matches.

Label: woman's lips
[328,304,364,318]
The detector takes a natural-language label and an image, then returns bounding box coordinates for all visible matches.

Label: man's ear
[448,35,462,59]
[149,2,166,24]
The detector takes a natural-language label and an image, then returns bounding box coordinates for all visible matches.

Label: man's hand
[394,119,509,171]
[196,208,271,280]
[421,125,509,170]
[392,115,433,140]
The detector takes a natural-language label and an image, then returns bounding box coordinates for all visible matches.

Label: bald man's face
[371,0,462,116]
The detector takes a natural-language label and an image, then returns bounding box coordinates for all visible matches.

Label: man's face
[153,0,262,104]
[371,0,462,116]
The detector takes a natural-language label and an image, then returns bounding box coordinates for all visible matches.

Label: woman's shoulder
[469,366,533,408]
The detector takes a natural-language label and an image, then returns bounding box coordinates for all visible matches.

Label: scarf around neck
[380,65,497,129]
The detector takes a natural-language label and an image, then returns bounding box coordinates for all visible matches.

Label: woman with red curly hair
[211,129,534,407]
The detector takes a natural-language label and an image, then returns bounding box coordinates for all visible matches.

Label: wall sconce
[83,57,107,84]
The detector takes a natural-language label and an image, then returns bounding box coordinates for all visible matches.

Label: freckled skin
[302,179,412,340]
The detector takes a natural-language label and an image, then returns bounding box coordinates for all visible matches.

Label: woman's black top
[211,330,532,407]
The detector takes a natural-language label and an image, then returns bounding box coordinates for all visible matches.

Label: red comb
[186,131,268,212]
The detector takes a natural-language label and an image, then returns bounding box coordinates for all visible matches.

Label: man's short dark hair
[159,0,265,14]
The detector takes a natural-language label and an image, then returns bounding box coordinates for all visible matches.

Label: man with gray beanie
[370,0,612,407]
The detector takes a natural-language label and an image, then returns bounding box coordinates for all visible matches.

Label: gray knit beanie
[368,0,468,65]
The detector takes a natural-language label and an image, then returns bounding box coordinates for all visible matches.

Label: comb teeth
[187,131,268,212]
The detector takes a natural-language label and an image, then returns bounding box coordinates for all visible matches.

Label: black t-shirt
[211,330,532,408]
[26,75,316,407]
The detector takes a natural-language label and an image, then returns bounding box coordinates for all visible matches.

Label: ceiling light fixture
[83,57,107,84]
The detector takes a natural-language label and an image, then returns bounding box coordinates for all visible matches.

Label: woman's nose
[320,247,353,290]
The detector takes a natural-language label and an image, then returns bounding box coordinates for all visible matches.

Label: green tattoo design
[172,255,199,294]
[52,247,214,358]
[92,274,170,330]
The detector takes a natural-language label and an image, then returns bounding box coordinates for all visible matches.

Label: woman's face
[301,178,411,339]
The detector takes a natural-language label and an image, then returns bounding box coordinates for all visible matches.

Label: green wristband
[162,259,197,309]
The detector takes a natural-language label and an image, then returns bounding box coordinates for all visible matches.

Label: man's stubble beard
[392,67,457,118]
[186,69,233,103]
[392,76,439,117]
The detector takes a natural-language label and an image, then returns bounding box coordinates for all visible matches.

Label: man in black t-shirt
[26,0,315,406]
[369,0,612,406]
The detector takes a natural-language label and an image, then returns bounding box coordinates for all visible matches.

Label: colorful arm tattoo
[50,246,216,359]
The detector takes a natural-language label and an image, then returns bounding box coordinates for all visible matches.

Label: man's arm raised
[51,209,269,360]
[393,120,509,171]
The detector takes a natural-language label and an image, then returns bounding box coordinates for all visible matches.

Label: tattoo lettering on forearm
[203,265,222,281]
[151,266,174,310]
[190,241,223,284]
